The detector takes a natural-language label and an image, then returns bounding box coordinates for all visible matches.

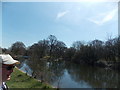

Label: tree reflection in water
[65,62,119,88]
[27,57,65,87]
[19,58,119,88]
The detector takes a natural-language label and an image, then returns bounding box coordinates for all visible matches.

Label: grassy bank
[6,67,53,88]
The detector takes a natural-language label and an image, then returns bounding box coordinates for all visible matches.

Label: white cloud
[102,9,117,22]
[56,10,69,20]
[88,8,117,25]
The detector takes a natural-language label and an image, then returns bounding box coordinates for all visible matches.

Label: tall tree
[37,39,49,58]
[53,41,66,58]
[72,41,85,51]
[47,35,57,58]
[10,41,26,55]
[89,39,104,60]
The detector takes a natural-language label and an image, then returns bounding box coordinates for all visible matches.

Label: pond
[18,59,120,88]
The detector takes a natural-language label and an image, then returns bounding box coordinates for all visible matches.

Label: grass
[6,68,53,88]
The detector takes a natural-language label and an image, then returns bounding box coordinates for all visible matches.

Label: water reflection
[19,58,120,88]
[20,60,33,75]
[66,62,119,88]
[24,57,65,88]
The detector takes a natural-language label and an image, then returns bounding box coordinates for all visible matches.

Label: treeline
[1,35,120,66]
[1,35,66,60]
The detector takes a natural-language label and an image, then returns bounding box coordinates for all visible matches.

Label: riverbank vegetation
[6,67,52,88]
[1,35,120,71]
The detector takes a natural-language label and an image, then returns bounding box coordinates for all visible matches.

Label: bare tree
[72,41,85,51]
[47,35,58,58]
[10,41,26,56]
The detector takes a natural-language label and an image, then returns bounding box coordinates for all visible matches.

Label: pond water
[18,59,120,88]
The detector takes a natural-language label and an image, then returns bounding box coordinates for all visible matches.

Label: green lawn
[6,68,53,89]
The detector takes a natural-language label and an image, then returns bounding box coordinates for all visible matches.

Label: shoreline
[6,67,54,88]
[17,68,56,88]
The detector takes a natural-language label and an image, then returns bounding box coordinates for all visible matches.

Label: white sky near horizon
[1,0,119,2]
[1,0,119,48]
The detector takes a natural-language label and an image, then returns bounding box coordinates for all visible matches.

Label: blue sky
[2,1,118,48]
